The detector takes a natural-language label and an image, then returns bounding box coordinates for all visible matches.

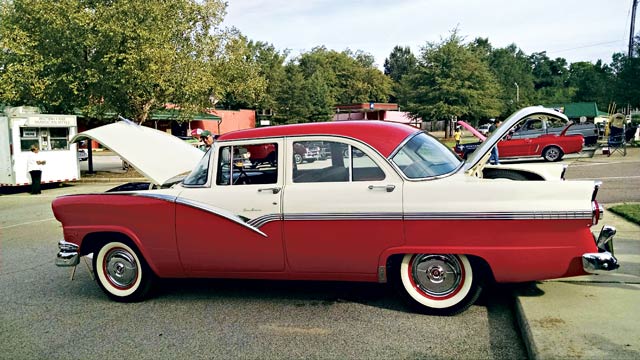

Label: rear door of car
[175,139,285,274]
[281,137,404,275]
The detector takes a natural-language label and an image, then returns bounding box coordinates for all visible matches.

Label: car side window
[526,120,543,130]
[216,143,278,186]
[351,147,385,181]
[292,141,384,183]
[547,117,566,129]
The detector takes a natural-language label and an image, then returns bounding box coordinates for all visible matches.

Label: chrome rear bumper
[56,239,80,267]
[582,225,619,273]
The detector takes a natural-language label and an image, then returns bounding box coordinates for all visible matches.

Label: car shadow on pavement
[155,278,411,313]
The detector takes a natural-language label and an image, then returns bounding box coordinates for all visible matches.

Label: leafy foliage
[273,47,392,124]
[0,0,227,122]
[402,31,502,124]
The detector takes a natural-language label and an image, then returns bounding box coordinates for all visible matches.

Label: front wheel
[542,146,563,162]
[93,240,154,302]
[398,254,482,315]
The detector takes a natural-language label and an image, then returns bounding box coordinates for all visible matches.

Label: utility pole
[631,0,639,57]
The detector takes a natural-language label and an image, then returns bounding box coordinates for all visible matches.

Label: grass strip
[608,203,640,225]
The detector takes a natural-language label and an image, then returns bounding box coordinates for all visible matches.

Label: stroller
[606,114,626,157]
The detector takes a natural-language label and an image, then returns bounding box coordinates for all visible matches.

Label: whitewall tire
[93,241,153,302]
[399,254,482,315]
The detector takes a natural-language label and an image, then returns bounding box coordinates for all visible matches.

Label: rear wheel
[542,146,563,162]
[294,153,303,164]
[93,240,153,302]
[398,254,483,315]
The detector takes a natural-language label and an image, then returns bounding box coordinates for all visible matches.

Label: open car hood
[462,107,568,174]
[72,120,204,185]
[457,120,486,142]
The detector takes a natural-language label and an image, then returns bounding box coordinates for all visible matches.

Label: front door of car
[282,138,404,275]
[175,139,285,274]
[499,137,534,158]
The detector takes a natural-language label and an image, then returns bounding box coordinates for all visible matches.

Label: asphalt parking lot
[1,184,526,359]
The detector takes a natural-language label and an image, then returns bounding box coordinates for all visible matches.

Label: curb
[514,296,538,360]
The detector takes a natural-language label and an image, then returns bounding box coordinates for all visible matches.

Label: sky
[223,0,638,68]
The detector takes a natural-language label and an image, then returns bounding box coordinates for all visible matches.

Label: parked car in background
[77,149,88,161]
[509,115,598,146]
[477,123,492,136]
[293,143,319,164]
[53,107,617,316]
[455,117,585,162]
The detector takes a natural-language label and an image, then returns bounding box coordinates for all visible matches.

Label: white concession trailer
[1,106,80,186]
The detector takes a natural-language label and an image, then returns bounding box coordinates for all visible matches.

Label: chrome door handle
[368,185,396,192]
[258,187,281,194]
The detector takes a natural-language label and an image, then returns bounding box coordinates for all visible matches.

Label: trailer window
[50,128,69,150]
[20,128,39,151]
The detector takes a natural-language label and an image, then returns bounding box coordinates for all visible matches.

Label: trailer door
[0,117,14,185]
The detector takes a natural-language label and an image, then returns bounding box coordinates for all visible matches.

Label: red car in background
[455,120,584,162]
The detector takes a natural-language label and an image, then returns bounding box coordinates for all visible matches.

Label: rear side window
[292,140,384,183]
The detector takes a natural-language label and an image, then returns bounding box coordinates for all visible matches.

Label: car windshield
[182,148,212,186]
[391,132,461,179]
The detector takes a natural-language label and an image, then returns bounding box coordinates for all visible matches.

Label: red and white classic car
[53,107,618,315]
[454,114,585,162]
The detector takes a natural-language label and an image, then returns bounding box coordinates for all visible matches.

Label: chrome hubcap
[411,255,462,297]
[105,249,138,288]
[547,148,559,160]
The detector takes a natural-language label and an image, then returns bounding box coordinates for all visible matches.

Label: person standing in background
[27,145,46,195]
[488,119,502,165]
[200,130,216,151]
[454,126,462,146]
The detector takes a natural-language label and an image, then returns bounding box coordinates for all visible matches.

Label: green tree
[529,52,574,104]
[483,43,536,117]
[611,52,640,109]
[384,45,417,105]
[0,0,92,112]
[274,47,392,123]
[248,40,287,112]
[212,30,267,110]
[567,61,613,107]
[402,31,502,128]
[274,63,309,124]
[0,0,227,122]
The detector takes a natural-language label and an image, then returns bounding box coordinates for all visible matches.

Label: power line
[549,40,624,54]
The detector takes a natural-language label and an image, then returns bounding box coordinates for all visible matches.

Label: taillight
[592,200,602,225]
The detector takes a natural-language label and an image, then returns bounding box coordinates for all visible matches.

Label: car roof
[218,121,420,157]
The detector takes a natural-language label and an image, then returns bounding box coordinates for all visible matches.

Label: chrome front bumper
[56,239,80,267]
[582,225,619,273]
